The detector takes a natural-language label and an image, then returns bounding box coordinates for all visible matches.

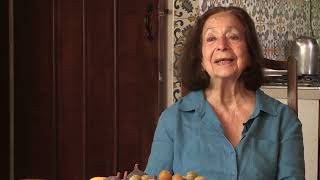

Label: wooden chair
[264,56,298,114]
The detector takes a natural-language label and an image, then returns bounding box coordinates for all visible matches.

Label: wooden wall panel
[13,0,54,179]
[0,0,9,179]
[85,0,115,178]
[10,0,161,179]
[55,0,85,179]
[117,0,158,172]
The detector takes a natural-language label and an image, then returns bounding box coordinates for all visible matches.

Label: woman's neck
[204,79,254,110]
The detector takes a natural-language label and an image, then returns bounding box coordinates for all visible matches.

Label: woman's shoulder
[257,89,300,128]
[257,89,295,115]
[163,90,204,113]
[159,90,204,121]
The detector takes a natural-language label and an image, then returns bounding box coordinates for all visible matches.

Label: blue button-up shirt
[145,89,305,180]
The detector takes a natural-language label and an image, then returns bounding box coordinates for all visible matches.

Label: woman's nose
[216,37,228,51]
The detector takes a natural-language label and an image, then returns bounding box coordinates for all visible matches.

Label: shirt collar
[252,89,277,117]
[178,90,205,112]
[178,89,277,117]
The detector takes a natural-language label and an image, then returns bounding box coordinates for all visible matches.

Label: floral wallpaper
[171,0,320,103]
[172,0,200,102]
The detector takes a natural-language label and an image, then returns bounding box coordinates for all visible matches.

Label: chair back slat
[264,57,298,114]
[287,56,298,114]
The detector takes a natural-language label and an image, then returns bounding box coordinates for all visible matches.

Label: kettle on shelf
[291,36,319,75]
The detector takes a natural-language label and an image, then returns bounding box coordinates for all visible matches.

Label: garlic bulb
[127,164,147,179]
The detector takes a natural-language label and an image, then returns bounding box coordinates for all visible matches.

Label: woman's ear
[201,61,207,70]
[201,62,204,71]
[200,62,208,79]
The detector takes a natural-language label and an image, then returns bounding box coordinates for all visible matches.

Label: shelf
[261,86,320,100]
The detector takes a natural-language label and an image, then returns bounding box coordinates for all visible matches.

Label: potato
[172,173,185,180]
[158,170,172,180]
[129,175,141,180]
[141,175,150,180]
[185,171,198,180]
[194,176,206,180]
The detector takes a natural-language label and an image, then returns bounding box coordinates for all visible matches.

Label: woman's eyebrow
[203,27,241,36]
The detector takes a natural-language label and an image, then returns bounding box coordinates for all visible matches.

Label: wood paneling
[14,0,54,179]
[117,0,157,172]
[55,0,85,179]
[10,0,161,179]
[85,0,115,178]
[0,0,9,179]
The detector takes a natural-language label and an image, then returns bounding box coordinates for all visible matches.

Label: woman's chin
[212,71,240,80]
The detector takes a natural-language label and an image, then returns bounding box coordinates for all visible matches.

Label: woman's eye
[228,35,240,41]
[206,36,216,42]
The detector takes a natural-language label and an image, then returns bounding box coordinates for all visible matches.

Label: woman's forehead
[202,12,245,33]
[205,12,242,26]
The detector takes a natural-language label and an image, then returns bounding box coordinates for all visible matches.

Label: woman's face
[201,12,249,81]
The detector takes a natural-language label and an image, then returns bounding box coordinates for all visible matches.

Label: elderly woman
[145,6,305,180]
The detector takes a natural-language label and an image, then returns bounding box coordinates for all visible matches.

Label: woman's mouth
[214,58,234,65]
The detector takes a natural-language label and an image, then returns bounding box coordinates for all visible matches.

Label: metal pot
[291,36,319,75]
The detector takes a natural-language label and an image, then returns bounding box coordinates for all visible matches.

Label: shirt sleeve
[277,107,305,180]
[144,110,175,176]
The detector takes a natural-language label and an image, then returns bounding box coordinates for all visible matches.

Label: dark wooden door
[6,0,164,179]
